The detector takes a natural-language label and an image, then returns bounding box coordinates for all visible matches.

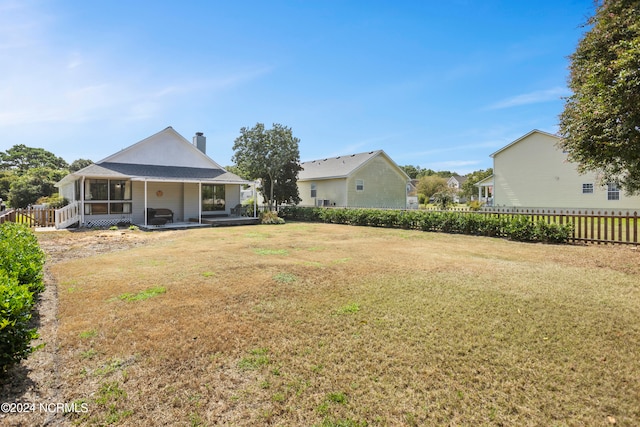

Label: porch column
[478,185,482,202]
[144,180,148,226]
[253,181,257,217]
[198,182,202,224]
[81,176,85,225]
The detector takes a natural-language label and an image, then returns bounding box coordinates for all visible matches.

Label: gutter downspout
[198,182,202,224]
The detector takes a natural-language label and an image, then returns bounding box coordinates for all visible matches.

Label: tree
[400,165,423,179]
[69,158,93,172]
[0,171,14,203]
[432,189,456,210]
[558,0,640,194]
[416,175,448,201]
[8,168,67,208]
[232,123,302,210]
[0,145,68,175]
[461,168,493,200]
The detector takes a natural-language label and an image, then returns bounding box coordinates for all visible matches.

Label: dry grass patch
[41,224,640,426]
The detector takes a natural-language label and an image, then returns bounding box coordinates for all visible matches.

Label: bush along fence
[279,207,574,244]
[281,206,640,245]
[0,222,46,374]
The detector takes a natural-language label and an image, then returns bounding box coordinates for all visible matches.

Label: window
[85,179,108,200]
[607,183,620,201]
[110,180,131,200]
[310,183,317,198]
[110,203,132,214]
[84,179,132,215]
[202,184,226,211]
[85,203,108,215]
[355,179,364,192]
[582,183,594,194]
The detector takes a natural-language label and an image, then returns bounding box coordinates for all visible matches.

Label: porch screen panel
[110,180,131,200]
[202,184,225,211]
[86,179,108,200]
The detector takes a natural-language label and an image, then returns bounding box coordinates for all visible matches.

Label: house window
[310,183,317,198]
[110,180,131,200]
[84,203,108,215]
[110,203,132,214]
[356,179,364,192]
[202,184,225,211]
[85,179,108,200]
[84,179,132,215]
[582,183,594,194]
[607,183,620,200]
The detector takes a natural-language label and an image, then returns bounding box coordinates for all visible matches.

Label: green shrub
[0,271,39,373]
[0,223,45,293]
[467,200,484,211]
[278,207,572,244]
[0,223,46,373]
[260,211,285,224]
[534,221,573,244]
[504,216,536,242]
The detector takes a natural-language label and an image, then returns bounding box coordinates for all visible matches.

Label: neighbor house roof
[299,150,409,181]
[449,175,468,184]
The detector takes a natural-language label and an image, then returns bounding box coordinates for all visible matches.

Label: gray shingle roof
[299,150,382,180]
[68,162,248,184]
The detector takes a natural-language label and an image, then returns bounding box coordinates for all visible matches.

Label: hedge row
[0,222,46,374]
[279,207,573,244]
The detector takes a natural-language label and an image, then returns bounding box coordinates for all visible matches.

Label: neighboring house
[447,175,468,203]
[476,129,640,210]
[56,127,252,227]
[298,150,410,209]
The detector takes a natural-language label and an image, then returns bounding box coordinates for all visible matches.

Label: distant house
[298,150,409,209]
[475,129,640,210]
[447,175,468,203]
[55,127,253,228]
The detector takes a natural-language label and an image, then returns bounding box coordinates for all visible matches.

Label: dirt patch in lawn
[2,224,640,426]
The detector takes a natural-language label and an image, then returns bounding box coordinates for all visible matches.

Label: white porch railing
[55,201,81,229]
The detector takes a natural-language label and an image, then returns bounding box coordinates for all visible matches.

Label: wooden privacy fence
[479,208,639,245]
[0,207,57,228]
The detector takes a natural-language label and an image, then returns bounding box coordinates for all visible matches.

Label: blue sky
[0,0,594,174]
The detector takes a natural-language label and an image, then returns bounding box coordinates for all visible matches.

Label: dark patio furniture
[147,208,174,223]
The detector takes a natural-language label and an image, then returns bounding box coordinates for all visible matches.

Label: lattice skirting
[84,217,132,228]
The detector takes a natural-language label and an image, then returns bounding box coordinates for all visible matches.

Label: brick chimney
[193,132,206,154]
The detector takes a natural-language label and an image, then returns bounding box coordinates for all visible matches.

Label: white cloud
[485,87,570,110]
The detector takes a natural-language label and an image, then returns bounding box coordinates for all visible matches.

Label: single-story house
[55,126,253,228]
[475,129,640,210]
[298,150,410,209]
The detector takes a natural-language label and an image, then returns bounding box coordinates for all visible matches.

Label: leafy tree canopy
[69,158,93,172]
[8,168,67,208]
[416,175,448,200]
[232,123,302,210]
[558,0,640,194]
[0,145,69,175]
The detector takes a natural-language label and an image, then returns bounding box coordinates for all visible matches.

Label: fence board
[478,207,638,245]
[0,207,57,227]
